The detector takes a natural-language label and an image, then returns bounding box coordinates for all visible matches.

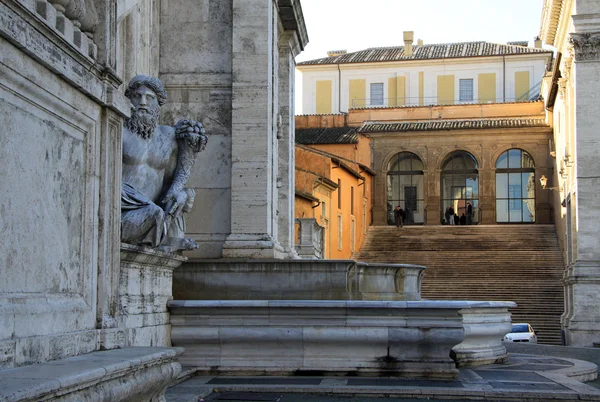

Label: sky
[294,0,546,112]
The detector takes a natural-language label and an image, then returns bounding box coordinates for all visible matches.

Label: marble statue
[121,75,207,251]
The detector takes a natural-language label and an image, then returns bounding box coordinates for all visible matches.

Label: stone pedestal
[451,302,515,366]
[118,244,186,347]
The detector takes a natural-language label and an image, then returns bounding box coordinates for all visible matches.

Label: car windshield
[511,324,530,333]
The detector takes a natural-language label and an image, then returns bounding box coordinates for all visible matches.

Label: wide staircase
[353,225,565,345]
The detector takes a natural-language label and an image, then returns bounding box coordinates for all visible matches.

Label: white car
[503,323,538,343]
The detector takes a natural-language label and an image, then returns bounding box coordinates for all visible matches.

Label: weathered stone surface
[169,300,466,377]
[0,347,182,402]
[173,260,424,301]
[118,244,186,348]
[452,302,515,366]
[121,75,208,251]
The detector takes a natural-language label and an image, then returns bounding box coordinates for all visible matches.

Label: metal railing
[351,94,542,109]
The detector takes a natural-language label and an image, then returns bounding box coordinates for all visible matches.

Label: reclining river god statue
[121,75,207,251]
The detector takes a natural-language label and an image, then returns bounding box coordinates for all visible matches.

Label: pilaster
[562,10,600,345]
[222,0,284,258]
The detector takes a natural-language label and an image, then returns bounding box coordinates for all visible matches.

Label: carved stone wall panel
[0,35,105,366]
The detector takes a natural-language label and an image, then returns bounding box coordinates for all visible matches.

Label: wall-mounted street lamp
[539,175,562,191]
[564,154,575,168]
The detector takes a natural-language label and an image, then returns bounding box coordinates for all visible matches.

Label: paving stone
[346,378,463,388]
[488,381,570,391]
[208,378,322,385]
[473,370,550,382]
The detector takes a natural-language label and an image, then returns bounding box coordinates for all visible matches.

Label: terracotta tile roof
[298,42,552,66]
[296,127,358,144]
[358,118,548,133]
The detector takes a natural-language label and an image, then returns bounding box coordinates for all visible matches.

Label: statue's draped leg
[121,183,166,247]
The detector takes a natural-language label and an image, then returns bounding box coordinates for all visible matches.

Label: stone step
[356,224,565,345]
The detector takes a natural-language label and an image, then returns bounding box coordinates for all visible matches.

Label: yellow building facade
[298,34,552,115]
[297,38,554,226]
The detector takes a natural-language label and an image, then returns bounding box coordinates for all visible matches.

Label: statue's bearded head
[124,75,167,139]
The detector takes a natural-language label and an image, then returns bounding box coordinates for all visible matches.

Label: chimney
[534,36,542,49]
[404,31,414,56]
[417,38,423,46]
[327,49,347,57]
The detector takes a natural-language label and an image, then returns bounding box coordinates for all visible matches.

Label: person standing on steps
[449,205,455,225]
[394,205,404,227]
[466,202,473,225]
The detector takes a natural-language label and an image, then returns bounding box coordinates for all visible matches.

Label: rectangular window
[337,214,343,250]
[351,218,356,253]
[337,179,341,209]
[363,200,367,234]
[370,83,384,106]
[351,186,355,216]
[459,79,473,102]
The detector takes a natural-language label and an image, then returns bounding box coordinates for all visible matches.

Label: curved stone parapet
[169,299,467,378]
[173,260,425,301]
[349,263,425,300]
[451,301,517,367]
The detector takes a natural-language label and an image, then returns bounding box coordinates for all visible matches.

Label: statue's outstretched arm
[162,119,207,217]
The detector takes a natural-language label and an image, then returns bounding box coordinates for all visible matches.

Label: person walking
[448,205,455,225]
[394,205,404,227]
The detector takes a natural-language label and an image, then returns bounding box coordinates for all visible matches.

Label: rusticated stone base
[0,347,182,402]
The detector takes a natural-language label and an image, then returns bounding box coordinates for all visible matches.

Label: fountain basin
[169,299,516,377]
[171,260,515,374]
[173,260,425,301]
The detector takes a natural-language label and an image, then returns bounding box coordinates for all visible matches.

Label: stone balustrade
[11,0,98,60]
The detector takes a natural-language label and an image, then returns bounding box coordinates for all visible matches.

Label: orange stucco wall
[295,145,373,259]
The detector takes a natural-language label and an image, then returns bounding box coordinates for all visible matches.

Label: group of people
[444,202,473,225]
[393,203,474,226]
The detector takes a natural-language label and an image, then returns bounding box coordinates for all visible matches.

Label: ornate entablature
[568,32,600,61]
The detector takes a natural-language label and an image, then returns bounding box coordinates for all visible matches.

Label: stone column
[278,31,302,258]
[563,20,600,345]
[222,0,284,258]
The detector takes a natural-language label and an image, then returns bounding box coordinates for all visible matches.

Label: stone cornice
[569,32,600,61]
[540,0,565,46]
[277,0,308,51]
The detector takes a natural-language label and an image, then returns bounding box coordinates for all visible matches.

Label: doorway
[441,151,479,224]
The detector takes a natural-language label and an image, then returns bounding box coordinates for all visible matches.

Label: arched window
[441,151,479,225]
[387,152,424,225]
[495,149,535,223]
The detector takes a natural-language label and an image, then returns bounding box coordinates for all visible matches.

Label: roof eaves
[295,189,320,203]
[331,157,365,180]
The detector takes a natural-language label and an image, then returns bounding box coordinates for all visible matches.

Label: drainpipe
[503,56,506,102]
[337,63,342,113]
